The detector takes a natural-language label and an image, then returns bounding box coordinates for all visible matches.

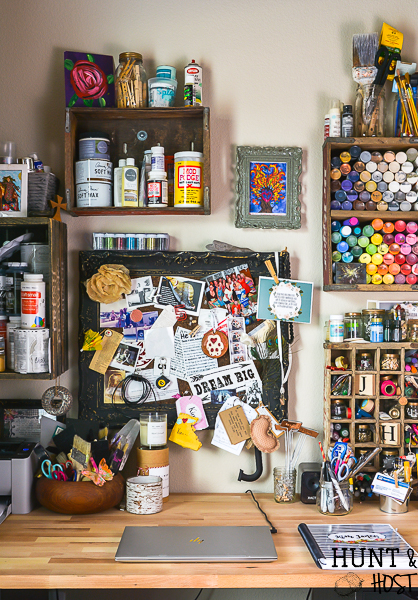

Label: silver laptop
[115,526,277,562]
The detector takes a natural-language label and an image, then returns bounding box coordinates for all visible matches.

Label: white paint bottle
[113,159,126,207]
[121,158,139,207]
[329,100,341,138]
[21,274,45,329]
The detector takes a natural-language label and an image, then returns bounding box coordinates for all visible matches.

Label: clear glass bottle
[273,468,296,503]
[116,52,147,108]
[356,352,373,371]
[354,84,386,137]
[317,480,353,516]
[344,312,362,340]
[356,424,372,443]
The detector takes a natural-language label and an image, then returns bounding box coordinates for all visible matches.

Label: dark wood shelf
[70,206,208,217]
[65,106,211,216]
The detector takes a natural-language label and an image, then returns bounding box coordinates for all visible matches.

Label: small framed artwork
[0,165,28,217]
[64,51,115,108]
[235,146,302,229]
[335,263,367,285]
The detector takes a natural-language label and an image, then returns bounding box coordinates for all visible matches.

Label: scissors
[59,460,76,479]
[331,442,347,473]
[41,460,65,480]
[331,454,356,481]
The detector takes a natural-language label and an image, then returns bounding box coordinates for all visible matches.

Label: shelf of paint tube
[64,107,210,216]
[322,137,418,291]
[92,232,169,251]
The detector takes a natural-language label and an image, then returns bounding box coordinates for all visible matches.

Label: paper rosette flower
[85,264,131,304]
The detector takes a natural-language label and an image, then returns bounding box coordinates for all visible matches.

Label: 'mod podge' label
[174,161,203,206]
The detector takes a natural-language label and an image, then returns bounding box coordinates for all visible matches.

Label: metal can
[75,159,112,184]
[14,328,49,373]
[184,60,202,107]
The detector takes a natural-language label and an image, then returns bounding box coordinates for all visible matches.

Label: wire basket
[28,172,59,216]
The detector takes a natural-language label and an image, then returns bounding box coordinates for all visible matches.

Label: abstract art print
[64,51,115,108]
[235,146,302,229]
[0,165,28,217]
[250,161,287,214]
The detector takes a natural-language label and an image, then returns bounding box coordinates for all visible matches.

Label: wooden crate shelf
[64,107,211,216]
[0,218,67,379]
[324,341,418,474]
[323,136,418,292]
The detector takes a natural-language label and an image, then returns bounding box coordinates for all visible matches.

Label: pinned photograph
[122,310,158,343]
[210,389,237,405]
[203,263,257,317]
[100,298,128,328]
[104,368,125,403]
[109,340,150,373]
[155,276,205,316]
[126,276,156,308]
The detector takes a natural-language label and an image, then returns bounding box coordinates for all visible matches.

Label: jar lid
[358,424,370,429]
[362,309,385,314]
[23,273,43,281]
[119,52,142,62]
[345,312,361,317]
[331,398,345,403]
[381,353,398,357]
[408,401,418,405]
[360,352,372,357]
[148,170,167,180]
[382,449,398,455]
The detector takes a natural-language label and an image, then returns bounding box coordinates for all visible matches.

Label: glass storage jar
[356,424,372,443]
[344,312,362,340]
[116,52,147,108]
[380,353,400,371]
[317,480,353,516]
[406,401,418,419]
[273,468,296,503]
[331,398,347,420]
[362,309,385,342]
[408,320,418,342]
[356,351,374,371]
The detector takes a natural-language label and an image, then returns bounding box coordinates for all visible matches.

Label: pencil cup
[273,468,296,503]
[126,475,163,515]
[316,480,353,516]
[379,495,409,515]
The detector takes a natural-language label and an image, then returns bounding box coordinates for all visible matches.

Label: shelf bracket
[203,107,209,131]
[65,109,71,133]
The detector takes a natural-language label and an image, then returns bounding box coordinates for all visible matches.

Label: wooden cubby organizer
[0,218,67,379]
[324,341,418,476]
[323,136,418,292]
[64,107,210,216]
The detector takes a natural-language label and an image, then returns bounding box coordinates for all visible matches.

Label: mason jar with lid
[356,424,372,443]
[406,401,418,419]
[362,309,385,342]
[356,351,374,371]
[116,52,147,108]
[344,312,362,339]
[380,353,400,371]
[408,320,418,342]
[331,398,347,420]
[381,448,398,469]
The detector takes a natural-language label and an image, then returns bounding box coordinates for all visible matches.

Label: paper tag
[371,472,410,503]
[89,330,123,374]
[219,405,251,444]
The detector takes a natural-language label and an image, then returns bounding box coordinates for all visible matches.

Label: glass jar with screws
[408,321,418,342]
[356,424,372,443]
[380,353,400,371]
[331,399,347,420]
[356,352,373,371]
[273,467,296,503]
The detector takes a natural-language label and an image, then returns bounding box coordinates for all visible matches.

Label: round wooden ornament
[201,330,228,358]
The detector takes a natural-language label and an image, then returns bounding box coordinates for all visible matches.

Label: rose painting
[249,161,287,214]
[64,51,115,108]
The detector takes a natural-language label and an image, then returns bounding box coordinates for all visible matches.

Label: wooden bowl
[35,473,125,514]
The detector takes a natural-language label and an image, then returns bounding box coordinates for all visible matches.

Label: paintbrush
[70,435,91,480]
[352,33,379,134]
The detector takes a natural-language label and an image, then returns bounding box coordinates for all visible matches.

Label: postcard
[257,276,313,324]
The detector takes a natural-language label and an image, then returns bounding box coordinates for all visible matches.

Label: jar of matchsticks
[273,467,296,503]
[116,52,147,108]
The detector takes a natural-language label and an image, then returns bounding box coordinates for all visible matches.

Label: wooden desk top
[1,493,417,589]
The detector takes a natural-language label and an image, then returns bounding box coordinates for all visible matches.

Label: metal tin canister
[14,328,49,373]
[174,151,203,207]
[20,243,49,278]
[75,159,113,184]
[76,182,112,207]
[79,135,110,161]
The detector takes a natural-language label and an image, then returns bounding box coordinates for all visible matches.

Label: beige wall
[1,0,418,496]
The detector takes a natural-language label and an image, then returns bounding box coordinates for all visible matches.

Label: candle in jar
[139,413,167,448]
